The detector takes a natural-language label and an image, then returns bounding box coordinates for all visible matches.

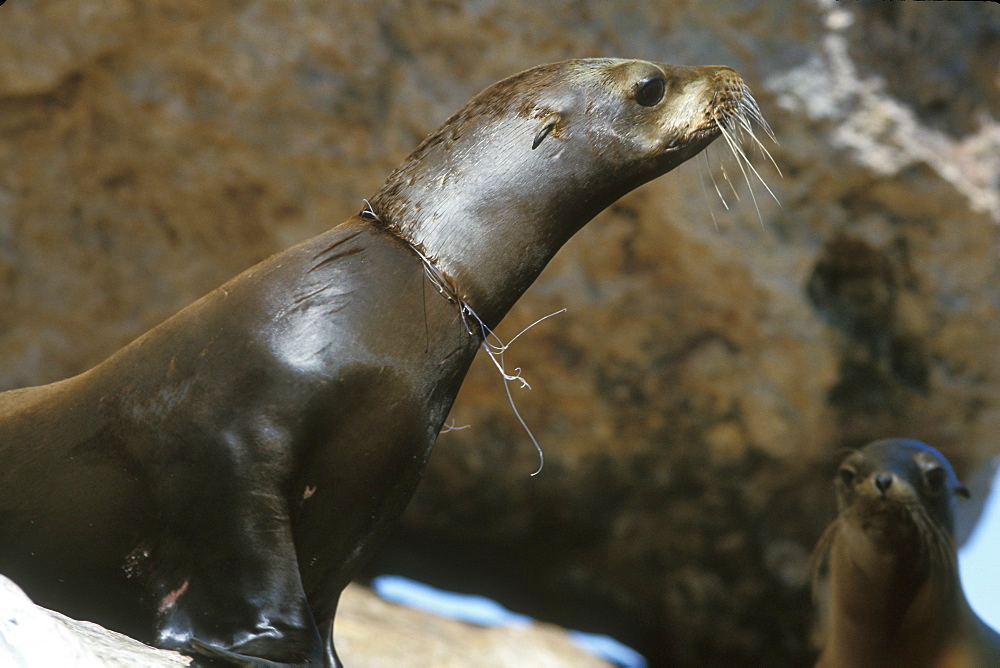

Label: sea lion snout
[873,472,894,496]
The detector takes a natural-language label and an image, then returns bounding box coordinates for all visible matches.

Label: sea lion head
[369,58,770,326]
[831,438,969,568]
[374,58,762,228]
[521,58,754,187]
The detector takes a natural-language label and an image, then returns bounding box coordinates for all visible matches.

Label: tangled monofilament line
[403,234,564,477]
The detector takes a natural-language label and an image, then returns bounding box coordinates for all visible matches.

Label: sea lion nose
[874,473,894,495]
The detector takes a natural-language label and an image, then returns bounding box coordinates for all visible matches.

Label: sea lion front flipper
[151,472,322,666]
[187,638,319,667]
[321,619,342,668]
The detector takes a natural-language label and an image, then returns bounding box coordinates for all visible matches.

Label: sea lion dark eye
[838,467,856,487]
[924,467,946,494]
[635,75,666,107]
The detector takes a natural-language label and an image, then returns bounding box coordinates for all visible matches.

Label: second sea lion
[812,438,1000,668]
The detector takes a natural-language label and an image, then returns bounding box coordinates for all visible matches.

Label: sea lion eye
[635,75,666,107]
[838,467,856,487]
[924,466,946,494]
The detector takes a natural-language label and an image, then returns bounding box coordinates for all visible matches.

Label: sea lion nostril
[874,473,893,494]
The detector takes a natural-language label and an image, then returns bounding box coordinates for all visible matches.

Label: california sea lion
[0,59,771,666]
[812,438,1000,668]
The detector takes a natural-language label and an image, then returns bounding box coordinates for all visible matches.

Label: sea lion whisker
[745,131,784,178]
[718,90,782,193]
[717,154,742,203]
[697,155,723,230]
[736,85,775,140]
[716,119,756,180]
[729,108,783,178]
[737,135,781,203]
[732,109,758,137]
[701,148,734,210]
[738,103,771,142]
[717,121,779,221]
[717,123,764,226]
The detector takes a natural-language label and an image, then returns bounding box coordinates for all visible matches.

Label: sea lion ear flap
[955,483,971,499]
[532,112,562,150]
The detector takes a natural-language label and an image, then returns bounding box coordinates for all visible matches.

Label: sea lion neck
[826,534,964,665]
[369,169,621,332]
[367,66,625,329]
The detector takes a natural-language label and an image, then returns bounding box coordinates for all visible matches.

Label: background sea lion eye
[924,466,946,494]
[635,75,666,107]
[838,467,856,487]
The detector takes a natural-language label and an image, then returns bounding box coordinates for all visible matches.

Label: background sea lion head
[832,438,969,564]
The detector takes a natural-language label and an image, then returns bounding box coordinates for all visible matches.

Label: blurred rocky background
[1,0,998,665]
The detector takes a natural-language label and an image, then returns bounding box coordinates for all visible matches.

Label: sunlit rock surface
[0,575,191,667]
[0,575,603,667]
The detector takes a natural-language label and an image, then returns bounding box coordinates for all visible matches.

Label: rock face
[0,575,602,668]
[1,1,998,666]
[0,575,191,667]
[335,582,611,668]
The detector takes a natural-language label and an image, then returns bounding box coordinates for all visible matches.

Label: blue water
[959,463,1000,632]
[372,574,647,667]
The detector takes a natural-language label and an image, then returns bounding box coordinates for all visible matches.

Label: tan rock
[336,584,611,668]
